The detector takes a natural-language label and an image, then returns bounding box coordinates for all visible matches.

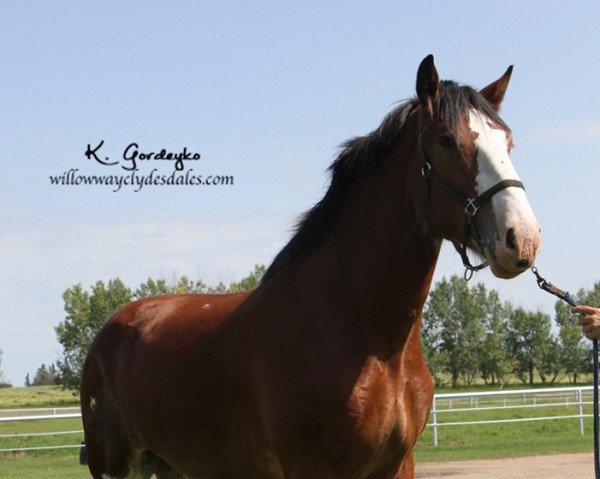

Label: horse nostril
[516,259,530,269]
[506,228,517,250]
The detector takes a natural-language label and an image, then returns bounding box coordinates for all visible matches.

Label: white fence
[428,385,595,446]
[0,407,83,453]
[0,386,596,452]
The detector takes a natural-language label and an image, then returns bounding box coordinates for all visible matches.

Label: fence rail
[0,407,83,453]
[428,385,595,446]
[0,406,79,417]
[0,386,596,451]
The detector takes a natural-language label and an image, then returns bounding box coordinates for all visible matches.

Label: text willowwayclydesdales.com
[49,141,234,192]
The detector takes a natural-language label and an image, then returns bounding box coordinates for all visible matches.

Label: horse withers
[80,55,541,479]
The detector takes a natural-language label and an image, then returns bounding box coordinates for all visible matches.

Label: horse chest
[346,357,414,448]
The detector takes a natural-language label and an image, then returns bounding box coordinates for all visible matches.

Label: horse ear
[480,65,513,111]
[416,54,440,113]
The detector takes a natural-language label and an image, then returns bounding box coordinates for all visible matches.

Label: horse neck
[297,133,441,350]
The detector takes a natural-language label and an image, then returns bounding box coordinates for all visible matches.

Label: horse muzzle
[480,193,542,279]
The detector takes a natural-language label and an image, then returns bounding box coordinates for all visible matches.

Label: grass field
[0,453,86,479]
[0,386,85,477]
[1,385,598,478]
[0,385,79,409]
[414,410,595,462]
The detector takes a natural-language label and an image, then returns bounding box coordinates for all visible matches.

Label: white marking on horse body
[202,303,211,310]
[90,396,97,413]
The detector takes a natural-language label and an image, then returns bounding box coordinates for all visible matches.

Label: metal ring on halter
[421,162,432,178]
[463,267,475,281]
[464,199,479,218]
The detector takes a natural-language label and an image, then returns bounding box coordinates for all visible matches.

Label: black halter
[419,135,525,280]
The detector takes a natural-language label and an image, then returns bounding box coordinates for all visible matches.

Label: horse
[80,55,541,479]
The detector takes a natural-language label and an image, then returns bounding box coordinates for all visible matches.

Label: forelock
[435,81,510,135]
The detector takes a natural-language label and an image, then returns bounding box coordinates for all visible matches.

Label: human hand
[573,305,600,340]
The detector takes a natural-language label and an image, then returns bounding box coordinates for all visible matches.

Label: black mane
[261,81,507,283]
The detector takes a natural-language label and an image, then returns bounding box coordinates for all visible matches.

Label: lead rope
[531,267,600,478]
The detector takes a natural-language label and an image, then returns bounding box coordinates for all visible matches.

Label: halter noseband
[419,133,525,280]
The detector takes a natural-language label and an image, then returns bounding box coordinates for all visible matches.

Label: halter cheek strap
[419,137,525,280]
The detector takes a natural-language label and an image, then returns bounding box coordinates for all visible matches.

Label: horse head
[415,55,541,279]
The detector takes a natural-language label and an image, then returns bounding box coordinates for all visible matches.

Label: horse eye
[439,135,456,149]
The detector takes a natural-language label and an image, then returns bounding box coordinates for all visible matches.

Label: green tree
[89,279,133,328]
[555,299,590,384]
[478,289,512,386]
[554,281,600,383]
[32,363,58,386]
[422,277,452,386]
[55,279,132,389]
[424,276,486,387]
[225,264,266,293]
[579,281,600,308]
[506,308,556,385]
[537,335,562,384]
[135,277,171,298]
[420,320,446,387]
[173,276,208,294]
[205,265,266,294]
[54,283,90,389]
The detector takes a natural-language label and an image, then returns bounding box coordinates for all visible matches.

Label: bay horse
[80,55,541,479]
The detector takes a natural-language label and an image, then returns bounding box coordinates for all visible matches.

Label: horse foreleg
[394,449,415,479]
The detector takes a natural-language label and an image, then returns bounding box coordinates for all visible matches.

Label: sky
[1,1,599,386]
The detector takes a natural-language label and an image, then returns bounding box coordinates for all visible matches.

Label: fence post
[432,397,439,447]
[577,388,584,436]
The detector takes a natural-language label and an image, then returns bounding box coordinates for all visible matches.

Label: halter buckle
[464,199,479,218]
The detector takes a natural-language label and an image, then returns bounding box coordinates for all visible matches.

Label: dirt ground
[415,453,593,478]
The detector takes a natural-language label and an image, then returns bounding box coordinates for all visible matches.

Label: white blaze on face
[468,109,540,272]
[469,110,516,191]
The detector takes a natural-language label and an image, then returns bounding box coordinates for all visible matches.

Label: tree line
[28,267,599,390]
[423,275,599,388]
